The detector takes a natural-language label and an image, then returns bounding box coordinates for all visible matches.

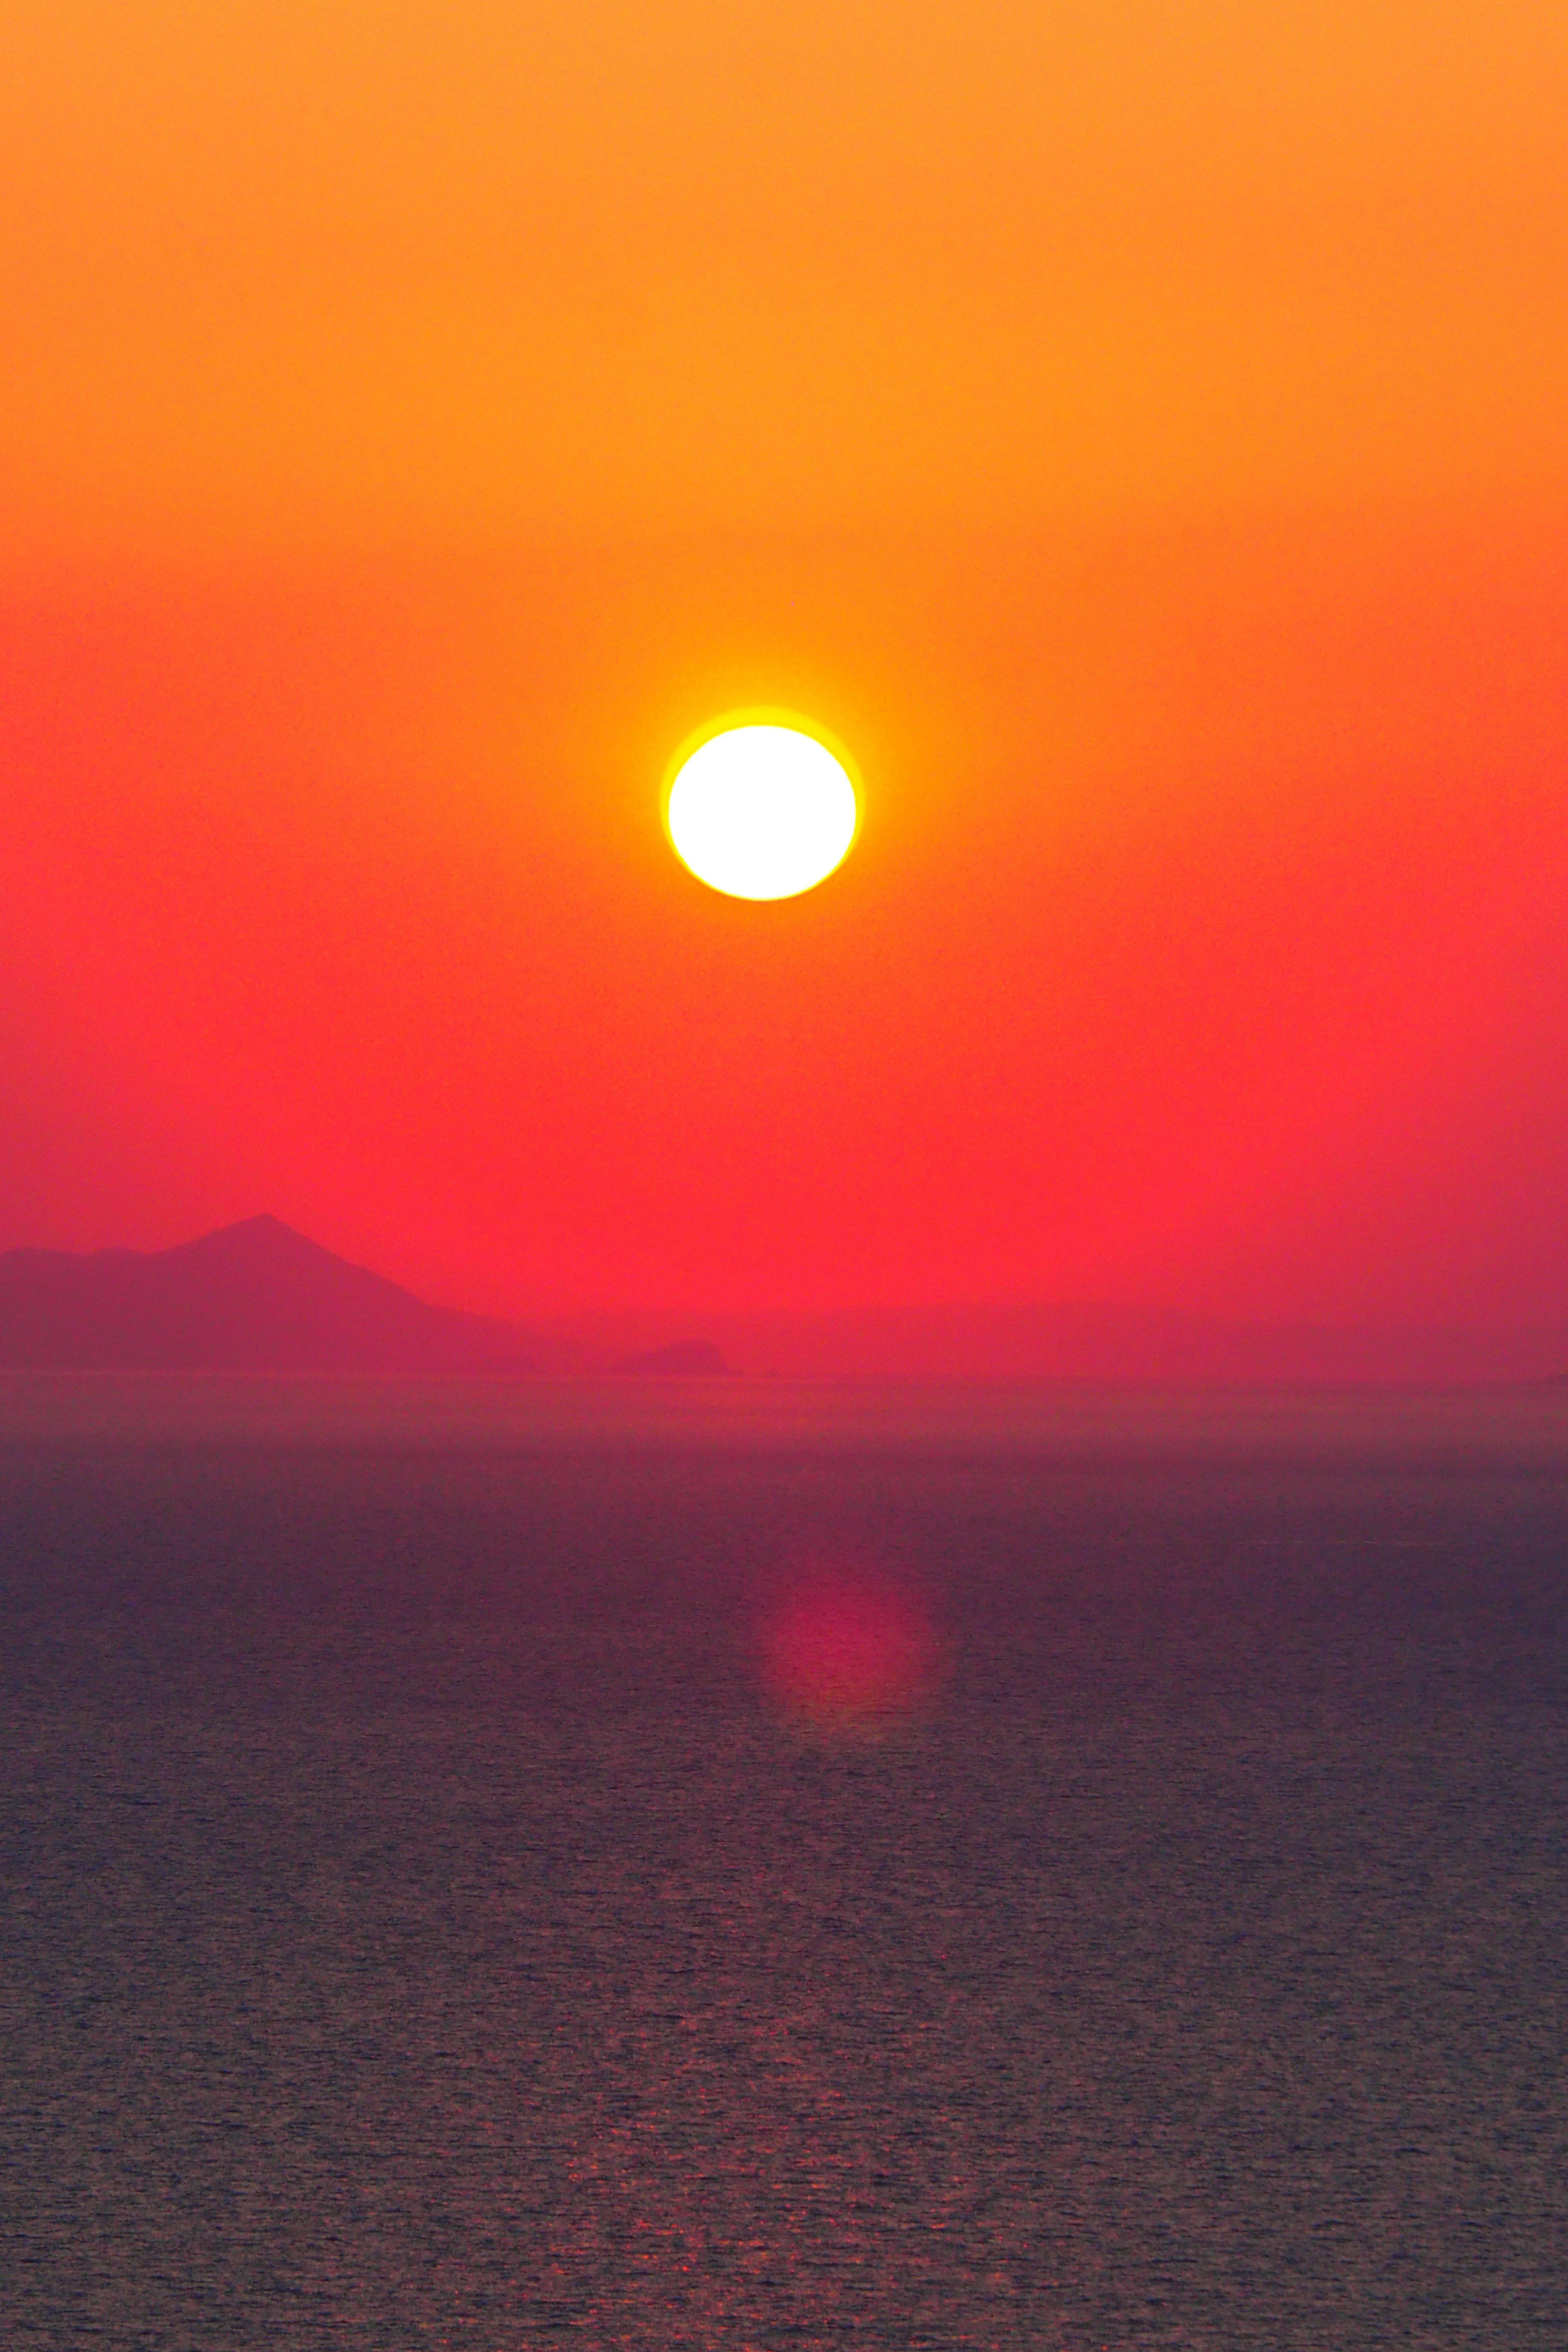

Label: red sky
[4,2,1566,1325]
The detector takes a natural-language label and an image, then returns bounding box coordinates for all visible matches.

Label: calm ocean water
[2,1380,1566,2347]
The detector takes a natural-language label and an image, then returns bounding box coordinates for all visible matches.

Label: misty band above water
[3,1379,1565,2346]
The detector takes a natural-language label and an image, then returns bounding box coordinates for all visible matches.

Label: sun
[664,715,860,901]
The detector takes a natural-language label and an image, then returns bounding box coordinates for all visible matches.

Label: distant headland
[0,1217,724,1377]
[1,1217,1563,1385]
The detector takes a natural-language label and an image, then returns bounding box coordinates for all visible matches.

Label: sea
[2,1376,1565,2348]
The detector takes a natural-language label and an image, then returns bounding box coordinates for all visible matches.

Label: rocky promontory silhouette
[0,1216,549,1373]
[4,1216,1562,1385]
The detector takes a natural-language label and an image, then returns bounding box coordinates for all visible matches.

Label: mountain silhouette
[0,1216,548,1372]
[7,1218,1562,1385]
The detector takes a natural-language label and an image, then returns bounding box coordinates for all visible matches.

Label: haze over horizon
[5,1214,1567,1385]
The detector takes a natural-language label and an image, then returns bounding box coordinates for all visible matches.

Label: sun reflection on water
[759,1572,944,1733]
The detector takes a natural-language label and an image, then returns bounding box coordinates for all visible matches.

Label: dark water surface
[2,1382,1566,2347]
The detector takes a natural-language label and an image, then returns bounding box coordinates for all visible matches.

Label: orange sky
[4,1,1566,1323]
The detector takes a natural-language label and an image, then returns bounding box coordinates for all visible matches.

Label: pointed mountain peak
[0,1215,561,1370]
[162,1215,339,1265]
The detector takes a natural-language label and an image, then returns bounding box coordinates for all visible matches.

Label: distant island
[0,1217,729,1377]
[3,1216,1565,1385]
[0,1217,543,1373]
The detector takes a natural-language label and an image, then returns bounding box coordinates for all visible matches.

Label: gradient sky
[4,0,1566,1323]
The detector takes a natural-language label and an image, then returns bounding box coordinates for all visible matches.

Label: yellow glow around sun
[665,718,860,900]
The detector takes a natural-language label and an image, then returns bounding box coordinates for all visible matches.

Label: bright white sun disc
[666,723,859,900]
